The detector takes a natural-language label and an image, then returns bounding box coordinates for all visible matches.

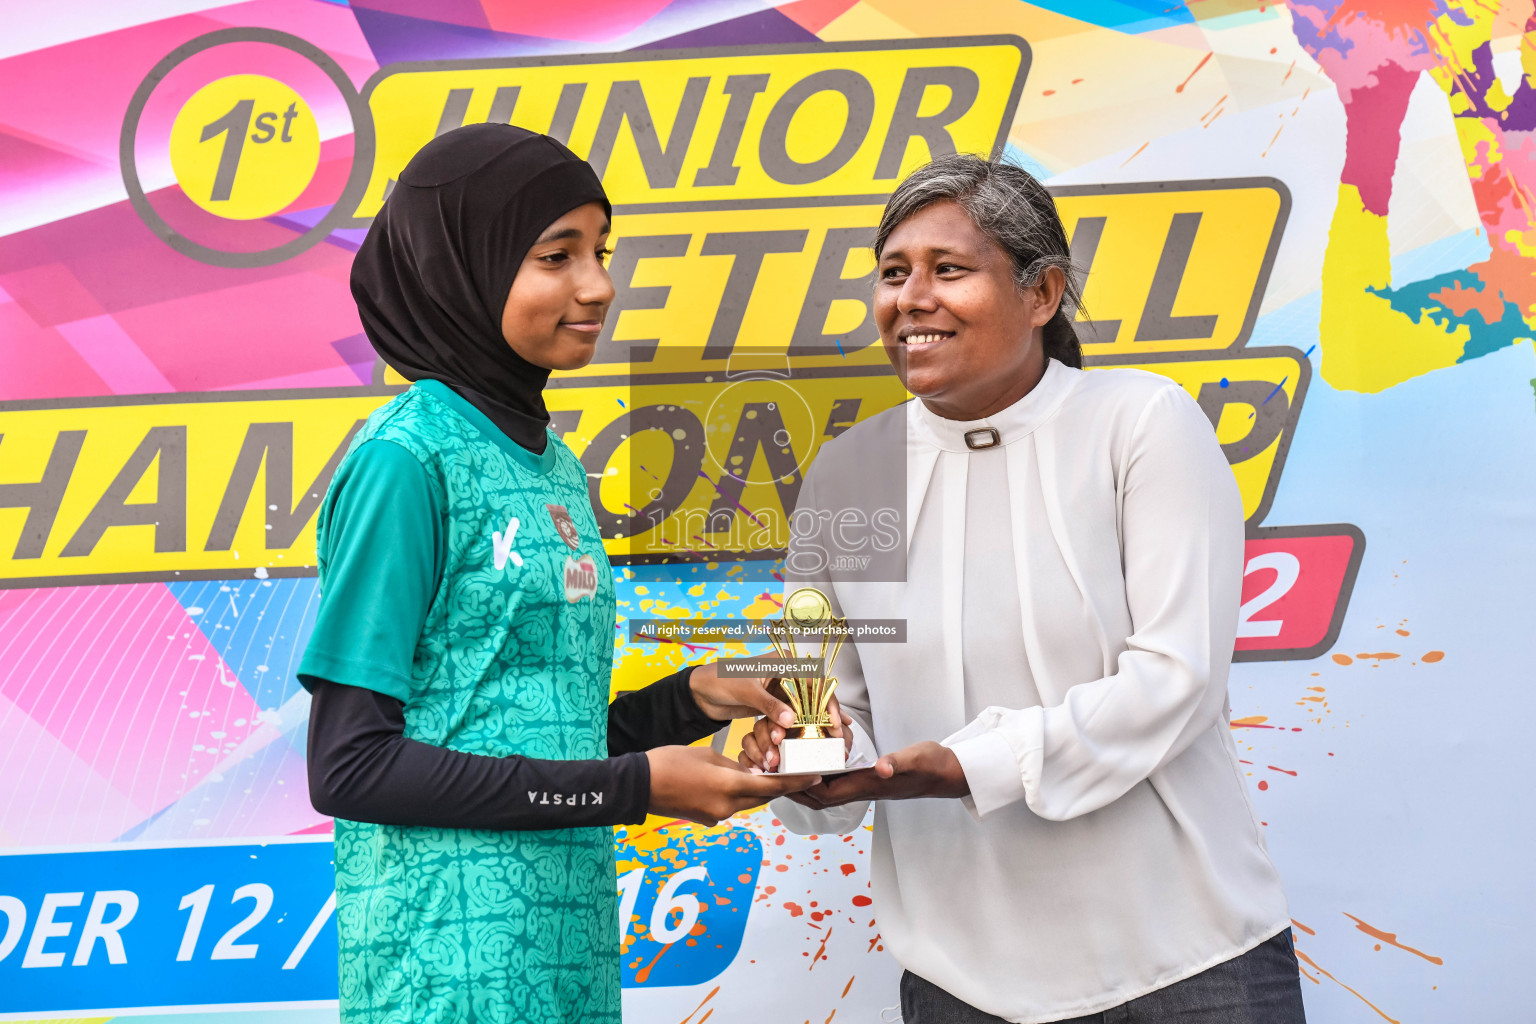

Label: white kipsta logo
[564,554,598,602]
[527,790,603,806]
[492,517,523,570]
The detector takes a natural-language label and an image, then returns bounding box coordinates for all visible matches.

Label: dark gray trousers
[899,930,1307,1024]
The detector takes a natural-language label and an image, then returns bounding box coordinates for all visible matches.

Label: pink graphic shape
[0,2,375,169]
[1338,59,1421,216]
[0,129,108,219]
[0,691,150,846]
[199,0,382,70]
[0,195,348,314]
[479,0,675,41]
[0,2,376,239]
[352,0,495,31]
[777,0,861,33]
[214,365,367,390]
[0,301,110,400]
[0,260,105,327]
[55,313,176,395]
[111,269,364,390]
[0,584,267,819]
[0,194,365,397]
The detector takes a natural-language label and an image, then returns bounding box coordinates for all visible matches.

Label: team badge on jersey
[564,554,599,602]
[547,504,580,550]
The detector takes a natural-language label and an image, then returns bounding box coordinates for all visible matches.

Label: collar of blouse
[908,357,1078,453]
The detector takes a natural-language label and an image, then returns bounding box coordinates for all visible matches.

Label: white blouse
[772,359,1291,1023]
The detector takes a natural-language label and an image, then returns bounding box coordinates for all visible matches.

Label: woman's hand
[784,741,970,809]
[688,661,798,727]
[645,746,821,826]
[738,687,853,773]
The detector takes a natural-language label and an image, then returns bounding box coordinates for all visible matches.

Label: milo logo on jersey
[564,554,599,602]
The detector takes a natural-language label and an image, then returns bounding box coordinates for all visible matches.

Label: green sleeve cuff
[297,652,414,704]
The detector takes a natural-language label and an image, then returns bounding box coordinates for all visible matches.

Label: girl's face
[874,199,1063,421]
[500,201,615,372]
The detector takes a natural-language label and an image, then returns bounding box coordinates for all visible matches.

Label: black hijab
[351,124,610,451]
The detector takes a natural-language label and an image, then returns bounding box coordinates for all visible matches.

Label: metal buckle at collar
[964,427,1001,450]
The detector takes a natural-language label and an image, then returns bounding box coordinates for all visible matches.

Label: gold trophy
[767,586,850,774]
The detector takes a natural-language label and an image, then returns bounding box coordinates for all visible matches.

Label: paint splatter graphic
[1289,0,1536,393]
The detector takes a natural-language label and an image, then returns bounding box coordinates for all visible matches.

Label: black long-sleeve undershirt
[305,667,724,830]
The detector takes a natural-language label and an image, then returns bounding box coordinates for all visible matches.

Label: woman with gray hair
[742,155,1305,1023]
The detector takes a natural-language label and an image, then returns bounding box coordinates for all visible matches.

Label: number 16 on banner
[615,823,764,988]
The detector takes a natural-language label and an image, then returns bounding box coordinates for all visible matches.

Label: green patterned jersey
[299,379,619,1024]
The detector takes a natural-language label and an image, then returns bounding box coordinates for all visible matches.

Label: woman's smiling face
[874,199,1063,421]
[500,201,615,372]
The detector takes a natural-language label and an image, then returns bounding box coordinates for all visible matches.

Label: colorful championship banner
[2,2,1528,1021]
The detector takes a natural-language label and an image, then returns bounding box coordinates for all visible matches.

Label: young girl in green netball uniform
[299,124,815,1024]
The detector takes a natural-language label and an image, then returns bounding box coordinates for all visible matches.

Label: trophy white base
[779,737,847,774]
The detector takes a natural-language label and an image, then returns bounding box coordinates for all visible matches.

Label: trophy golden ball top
[783,587,833,629]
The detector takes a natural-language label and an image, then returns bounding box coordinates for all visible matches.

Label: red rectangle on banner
[1233,524,1365,662]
